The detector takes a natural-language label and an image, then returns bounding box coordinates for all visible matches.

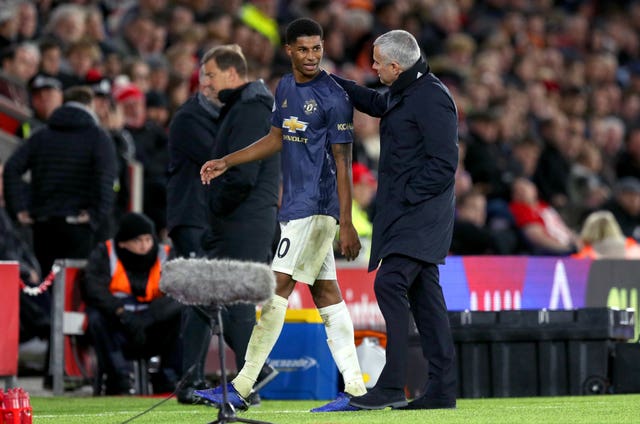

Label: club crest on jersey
[281,99,287,108]
[303,99,318,115]
[282,116,309,133]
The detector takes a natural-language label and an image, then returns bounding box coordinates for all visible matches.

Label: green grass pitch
[31,394,640,424]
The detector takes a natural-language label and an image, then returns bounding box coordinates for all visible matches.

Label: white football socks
[319,301,367,396]
[232,295,288,397]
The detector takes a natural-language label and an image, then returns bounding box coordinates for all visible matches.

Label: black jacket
[205,81,280,263]
[333,59,459,270]
[167,93,220,231]
[3,103,117,231]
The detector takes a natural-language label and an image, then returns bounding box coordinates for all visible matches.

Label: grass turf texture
[32,394,640,424]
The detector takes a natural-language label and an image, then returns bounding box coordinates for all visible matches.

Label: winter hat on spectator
[115,212,155,242]
[29,73,63,91]
[113,83,144,103]
[352,162,376,186]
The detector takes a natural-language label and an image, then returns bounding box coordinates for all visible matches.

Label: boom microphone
[159,258,275,306]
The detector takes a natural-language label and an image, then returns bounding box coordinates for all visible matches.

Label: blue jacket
[333,59,458,270]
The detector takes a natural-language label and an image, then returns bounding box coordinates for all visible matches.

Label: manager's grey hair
[373,30,421,71]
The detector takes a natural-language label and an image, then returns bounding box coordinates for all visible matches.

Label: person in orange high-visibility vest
[573,210,640,259]
[82,212,182,395]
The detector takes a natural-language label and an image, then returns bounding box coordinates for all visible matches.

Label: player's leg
[231,271,294,397]
[313,280,366,396]
[194,271,293,408]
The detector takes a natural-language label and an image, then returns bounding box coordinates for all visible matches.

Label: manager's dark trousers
[374,254,456,399]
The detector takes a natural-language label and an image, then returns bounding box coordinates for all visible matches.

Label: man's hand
[200,158,228,184]
[77,210,90,224]
[17,211,33,225]
[339,223,361,261]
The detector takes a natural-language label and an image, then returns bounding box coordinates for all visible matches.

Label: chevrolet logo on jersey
[282,116,309,133]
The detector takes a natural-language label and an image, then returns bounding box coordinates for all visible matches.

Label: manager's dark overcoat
[334,61,458,271]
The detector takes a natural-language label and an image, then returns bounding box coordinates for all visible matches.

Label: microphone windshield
[160,258,275,305]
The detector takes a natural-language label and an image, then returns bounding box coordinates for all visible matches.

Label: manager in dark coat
[166,67,221,404]
[332,30,458,410]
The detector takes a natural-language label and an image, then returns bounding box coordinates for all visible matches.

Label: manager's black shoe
[394,396,456,410]
[349,387,407,410]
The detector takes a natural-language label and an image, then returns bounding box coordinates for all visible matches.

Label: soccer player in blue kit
[196,18,367,412]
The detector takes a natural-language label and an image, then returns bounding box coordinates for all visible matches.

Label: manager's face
[372,45,400,86]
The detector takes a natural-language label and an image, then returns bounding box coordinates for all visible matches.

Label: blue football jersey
[272,70,354,221]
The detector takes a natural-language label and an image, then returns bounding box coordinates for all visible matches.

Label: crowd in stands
[1,0,640,257]
[4,0,640,390]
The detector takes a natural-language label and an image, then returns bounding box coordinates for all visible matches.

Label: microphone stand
[207,305,271,424]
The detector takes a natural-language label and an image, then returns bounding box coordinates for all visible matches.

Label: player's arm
[200,126,282,184]
[332,142,361,261]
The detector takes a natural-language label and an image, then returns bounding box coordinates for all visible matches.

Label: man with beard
[81,212,182,395]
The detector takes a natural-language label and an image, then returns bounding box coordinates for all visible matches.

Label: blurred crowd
[3,0,640,258]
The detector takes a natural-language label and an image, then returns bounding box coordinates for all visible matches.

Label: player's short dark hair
[285,18,323,44]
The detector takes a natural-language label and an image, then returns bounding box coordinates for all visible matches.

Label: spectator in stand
[0,7,17,50]
[509,177,579,255]
[567,143,611,228]
[1,42,40,85]
[122,57,152,93]
[90,78,135,241]
[16,1,39,42]
[616,126,640,180]
[38,38,63,79]
[16,73,63,139]
[511,138,541,180]
[41,4,87,51]
[533,114,576,216]
[82,212,182,395]
[84,6,118,58]
[145,90,170,129]
[603,177,640,240]
[451,189,517,255]
[62,38,102,88]
[463,108,511,200]
[146,55,171,93]
[114,82,169,240]
[573,210,640,259]
[112,14,157,58]
[3,86,117,283]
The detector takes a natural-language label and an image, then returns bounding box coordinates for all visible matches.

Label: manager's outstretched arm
[200,126,283,184]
